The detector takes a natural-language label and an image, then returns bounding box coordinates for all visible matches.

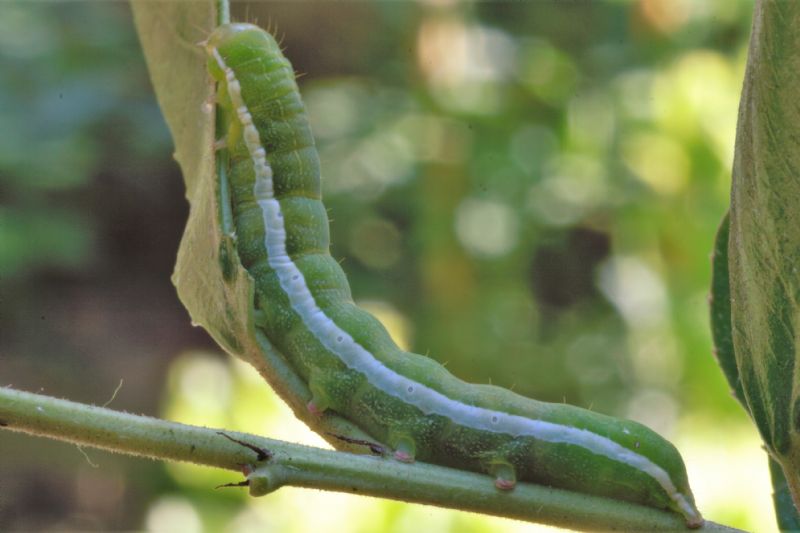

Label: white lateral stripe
[213,49,693,516]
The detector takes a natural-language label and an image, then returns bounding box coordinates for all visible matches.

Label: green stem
[0,386,740,532]
[217,0,229,25]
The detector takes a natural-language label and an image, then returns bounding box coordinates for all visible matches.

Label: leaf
[709,211,747,408]
[130,1,216,196]
[770,456,800,531]
[728,0,800,517]
[130,1,378,453]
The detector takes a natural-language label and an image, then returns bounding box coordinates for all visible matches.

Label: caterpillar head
[205,23,283,82]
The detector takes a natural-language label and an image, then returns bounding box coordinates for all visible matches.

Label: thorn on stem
[216,480,250,490]
[218,432,272,462]
[325,432,386,456]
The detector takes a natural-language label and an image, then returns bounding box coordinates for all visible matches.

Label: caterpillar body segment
[204,23,703,528]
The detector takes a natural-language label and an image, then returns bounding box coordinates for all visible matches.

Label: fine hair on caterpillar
[203,22,704,528]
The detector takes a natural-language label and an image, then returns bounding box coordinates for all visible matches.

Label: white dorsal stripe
[211,48,696,520]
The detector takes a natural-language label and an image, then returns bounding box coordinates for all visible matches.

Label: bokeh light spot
[455,198,519,257]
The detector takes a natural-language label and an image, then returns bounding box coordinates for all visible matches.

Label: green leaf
[130,1,378,453]
[770,456,800,531]
[710,211,746,408]
[728,0,800,518]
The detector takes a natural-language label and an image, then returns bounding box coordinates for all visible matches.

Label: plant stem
[0,386,740,532]
[217,0,228,24]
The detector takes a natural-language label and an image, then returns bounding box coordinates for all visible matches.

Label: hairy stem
[0,386,740,532]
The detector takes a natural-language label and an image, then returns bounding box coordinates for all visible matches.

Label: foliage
[723,0,800,525]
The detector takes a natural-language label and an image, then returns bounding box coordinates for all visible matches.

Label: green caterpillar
[204,23,702,528]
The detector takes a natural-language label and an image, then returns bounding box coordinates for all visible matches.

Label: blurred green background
[0,1,770,531]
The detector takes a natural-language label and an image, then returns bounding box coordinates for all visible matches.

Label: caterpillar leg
[390,434,416,463]
[306,389,330,417]
[306,369,342,416]
[490,461,517,491]
[306,399,326,416]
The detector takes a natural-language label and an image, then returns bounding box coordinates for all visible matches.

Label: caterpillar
[203,23,703,528]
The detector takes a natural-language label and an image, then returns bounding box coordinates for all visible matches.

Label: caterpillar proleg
[204,23,702,528]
